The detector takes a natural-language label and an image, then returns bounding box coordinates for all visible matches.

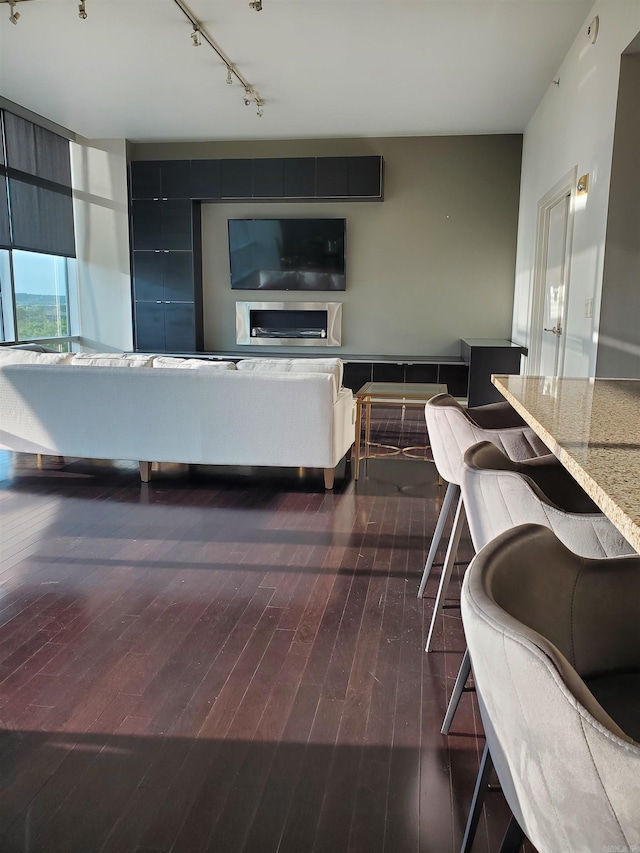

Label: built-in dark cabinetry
[131,155,383,204]
[461,339,523,407]
[128,155,383,352]
[130,200,202,352]
[342,360,469,397]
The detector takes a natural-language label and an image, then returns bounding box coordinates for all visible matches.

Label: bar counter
[492,375,640,554]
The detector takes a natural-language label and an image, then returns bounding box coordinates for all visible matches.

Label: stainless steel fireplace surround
[236,302,342,347]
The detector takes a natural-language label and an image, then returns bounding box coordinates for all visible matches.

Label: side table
[353,382,447,479]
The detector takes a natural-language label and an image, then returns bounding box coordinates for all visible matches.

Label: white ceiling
[0,0,591,142]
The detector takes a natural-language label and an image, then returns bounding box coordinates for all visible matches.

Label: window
[0,110,76,344]
[13,251,74,341]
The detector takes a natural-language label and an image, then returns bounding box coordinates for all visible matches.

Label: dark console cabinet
[461,339,523,407]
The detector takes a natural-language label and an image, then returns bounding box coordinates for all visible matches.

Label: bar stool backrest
[462,524,640,852]
[462,441,636,558]
[425,394,548,486]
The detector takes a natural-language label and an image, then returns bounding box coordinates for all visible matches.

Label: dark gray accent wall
[597,52,640,378]
[131,135,522,357]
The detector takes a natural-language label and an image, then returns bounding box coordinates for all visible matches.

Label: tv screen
[228,218,346,290]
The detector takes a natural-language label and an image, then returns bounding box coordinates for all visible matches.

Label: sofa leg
[324,468,335,490]
[139,461,152,483]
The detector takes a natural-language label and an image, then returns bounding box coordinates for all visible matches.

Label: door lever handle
[543,326,562,336]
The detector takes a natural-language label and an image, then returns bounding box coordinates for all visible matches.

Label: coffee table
[353,382,448,479]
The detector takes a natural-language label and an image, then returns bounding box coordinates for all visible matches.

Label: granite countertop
[493,375,640,554]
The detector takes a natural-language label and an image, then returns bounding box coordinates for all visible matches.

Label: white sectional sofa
[0,351,356,488]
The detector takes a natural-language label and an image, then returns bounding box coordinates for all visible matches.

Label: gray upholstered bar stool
[459,524,640,853]
[440,440,635,735]
[418,394,548,652]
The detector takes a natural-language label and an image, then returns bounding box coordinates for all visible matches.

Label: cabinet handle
[165,301,172,304]
[162,197,168,201]
[156,301,162,304]
[163,250,170,253]
[154,250,161,253]
[153,197,159,201]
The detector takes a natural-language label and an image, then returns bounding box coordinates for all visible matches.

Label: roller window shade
[0,177,9,248]
[9,178,74,257]
[2,111,75,255]
[4,112,72,187]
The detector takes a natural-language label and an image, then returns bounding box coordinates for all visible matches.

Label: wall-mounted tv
[228,218,346,291]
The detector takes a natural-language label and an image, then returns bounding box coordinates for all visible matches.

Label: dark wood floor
[0,410,520,853]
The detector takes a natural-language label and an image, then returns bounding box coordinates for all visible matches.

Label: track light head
[8,0,19,24]
[191,26,201,46]
[78,0,87,19]
[249,0,262,10]
[226,66,233,85]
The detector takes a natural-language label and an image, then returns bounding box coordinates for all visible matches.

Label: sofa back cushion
[0,349,71,365]
[70,353,155,368]
[236,358,343,394]
[152,357,236,370]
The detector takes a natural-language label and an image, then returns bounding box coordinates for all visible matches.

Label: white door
[539,192,570,377]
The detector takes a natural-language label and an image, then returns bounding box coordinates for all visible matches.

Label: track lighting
[7,0,19,25]
[1,0,266,120]
[171,0,265,117]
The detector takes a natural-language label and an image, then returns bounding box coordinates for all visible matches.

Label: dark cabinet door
[131,161,191,199]
[131,201,163,250]
[132,200,192,250]
[221,160,252,198]
[160,201,193,250]
[372,363,404,383]
[133,251,194,302]
[132,251,163,301]
[163,252,194,301]
[191,159,221,199]
[159,160,191,199]
[348,156,382,198]
[342,362,372,392]
[252,159,284,198]
[164,302,196,351]
[135,301,165,351]
[130,162,162,199]
[316,157,349,197]
[283,158,316,198]
[405,363,438,383]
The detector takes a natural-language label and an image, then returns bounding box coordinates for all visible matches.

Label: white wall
[512,0,640,377]
[71,138,133,352]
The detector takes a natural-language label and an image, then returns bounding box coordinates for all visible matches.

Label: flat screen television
[228,218,346,291]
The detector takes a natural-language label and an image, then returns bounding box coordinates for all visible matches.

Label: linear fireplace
[236,302,342,346]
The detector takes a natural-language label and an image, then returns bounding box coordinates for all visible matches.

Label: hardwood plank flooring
[0,409,530,853]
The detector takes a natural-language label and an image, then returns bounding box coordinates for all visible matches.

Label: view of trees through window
[13,251,72,341]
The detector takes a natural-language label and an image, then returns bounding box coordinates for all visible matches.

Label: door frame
[527,167,577,376]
